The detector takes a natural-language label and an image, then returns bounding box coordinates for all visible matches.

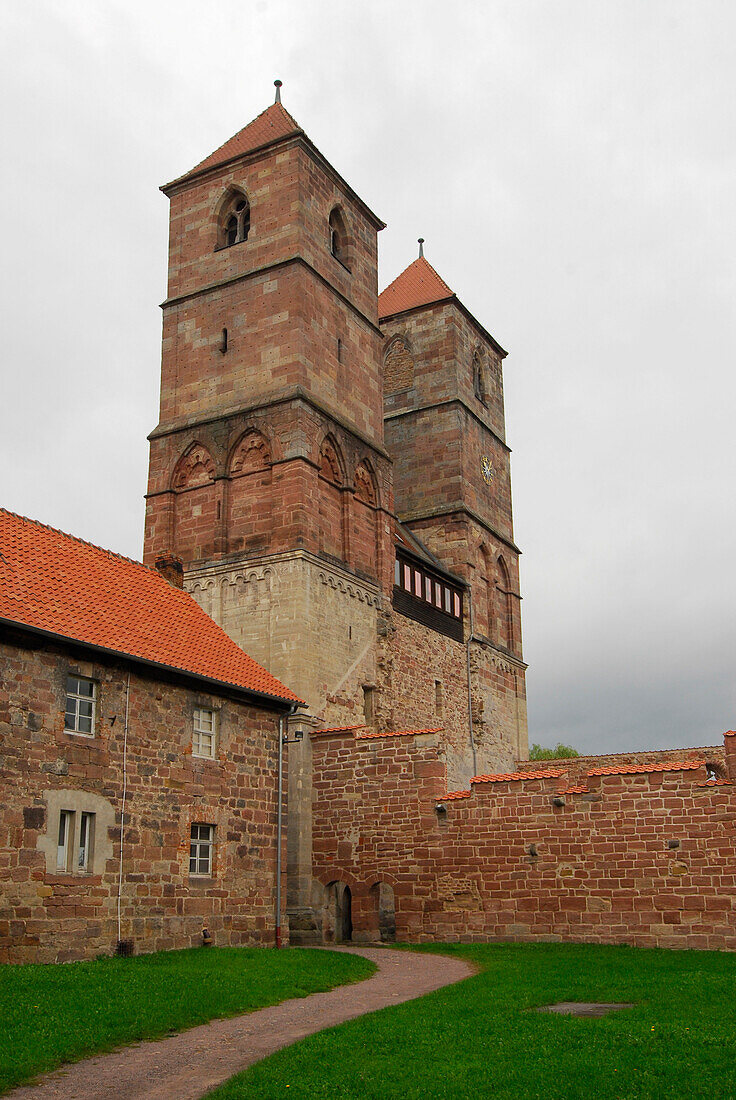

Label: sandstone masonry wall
[311,729,736,950]
[0,635,285,963]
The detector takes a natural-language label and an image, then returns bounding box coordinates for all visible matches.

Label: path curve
[7,947,474,1100]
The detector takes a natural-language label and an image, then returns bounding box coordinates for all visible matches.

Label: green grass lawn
[0,946,374,1095]
[208,942,736,1100]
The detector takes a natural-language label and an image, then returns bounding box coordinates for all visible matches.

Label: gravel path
[7,947,474,1100]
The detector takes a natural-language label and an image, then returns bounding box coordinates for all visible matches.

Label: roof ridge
[173,102,304,186]
[380,255,453,302]
[0,508,145,571]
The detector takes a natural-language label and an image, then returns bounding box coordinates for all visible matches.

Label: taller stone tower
[144,94,393,725]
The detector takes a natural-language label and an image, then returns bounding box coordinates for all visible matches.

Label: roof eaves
[161,130,302,194]
[0,617,305,710]
[380,294,508,360]
[161,132,386,231]
[394,529,467,589]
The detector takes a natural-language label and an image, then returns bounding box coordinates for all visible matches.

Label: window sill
[45,873,102,885]
[63,729,95,739]
[214,239,247,253]
[330,254,352,274]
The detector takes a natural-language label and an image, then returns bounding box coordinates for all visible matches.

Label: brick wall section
[0,636,286,963]
[311,729,736,950]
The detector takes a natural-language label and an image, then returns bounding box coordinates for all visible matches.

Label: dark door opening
[337,884,352,942]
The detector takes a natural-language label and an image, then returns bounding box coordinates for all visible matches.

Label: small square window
[403,563,412,591]
[65,676,96,736]
[424,576,432,603]
[414,570,422,598]
[453,592,461,618]
[434,582,443,609]
[394,559,401,586]
[193,708,216,758]
[189,823,214,876]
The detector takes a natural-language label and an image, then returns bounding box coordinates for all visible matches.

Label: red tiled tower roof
[378,257,454,318]
[0,509,301,705]
[169,102,303,187]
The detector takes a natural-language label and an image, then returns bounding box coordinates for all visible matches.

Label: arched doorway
[370,882,396,943]
[324,881,352,943]
[338,885,353,943]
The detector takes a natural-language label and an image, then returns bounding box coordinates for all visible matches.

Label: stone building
[2,91,734,959]
[141,91,528,938]
[0,509,300,962]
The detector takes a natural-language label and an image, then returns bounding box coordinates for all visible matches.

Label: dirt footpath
[7,946,474,1100]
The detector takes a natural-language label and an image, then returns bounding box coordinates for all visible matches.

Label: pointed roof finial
[274,79,283,104]
[418,237,425,258]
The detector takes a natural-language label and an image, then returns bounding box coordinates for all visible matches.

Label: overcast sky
[2,1,734,754]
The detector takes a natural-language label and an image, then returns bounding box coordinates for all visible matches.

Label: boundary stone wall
[311,728,736,950]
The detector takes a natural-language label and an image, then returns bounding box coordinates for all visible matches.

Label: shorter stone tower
[379,250,528,775]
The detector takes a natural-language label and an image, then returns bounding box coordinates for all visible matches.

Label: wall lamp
[282,729,304,745]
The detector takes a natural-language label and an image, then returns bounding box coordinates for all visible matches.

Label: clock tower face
[480,455,494,485]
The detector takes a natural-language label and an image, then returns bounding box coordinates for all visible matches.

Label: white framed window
[57,810,73,871]
[190,823,214,876]
[65,675,96,736]
[193,707,216,758]
[78,812,95,871]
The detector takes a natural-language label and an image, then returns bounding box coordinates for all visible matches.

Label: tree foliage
[528,742,580,760]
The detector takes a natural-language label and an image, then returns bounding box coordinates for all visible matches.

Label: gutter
[275,704,300,948]
[0,618,304,712]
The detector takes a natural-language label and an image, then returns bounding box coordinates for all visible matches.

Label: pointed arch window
[473,353,485,403]
[218,192,250,250]
[328,207,349,269]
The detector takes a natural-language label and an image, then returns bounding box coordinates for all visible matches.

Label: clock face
[481,455,494,485]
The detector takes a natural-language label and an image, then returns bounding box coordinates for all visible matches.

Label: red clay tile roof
[0,509,301,705]
[724,730,736,737]
[378,257,454,318]
[171,103,303,186]
[356,727,443,740]
[587,761,704,777]
[564,785,590,795]
[442,789,472,801]
[697,779,732,787]
[471,768,566,785]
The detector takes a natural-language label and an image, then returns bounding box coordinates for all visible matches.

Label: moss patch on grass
[208,941,736,1100]
[0,946,374,1094]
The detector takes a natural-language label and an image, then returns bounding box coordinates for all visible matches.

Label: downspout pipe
[276,704,299,948]
[466,590,479,777]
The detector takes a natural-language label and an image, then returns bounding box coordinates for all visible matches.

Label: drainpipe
[276,704,299,948]
[466,590,479,777]
[116,670,131,948]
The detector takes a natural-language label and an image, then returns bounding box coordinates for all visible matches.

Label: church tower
[143,91,528,939]
[378,249,528,769]
[144,90,393,725]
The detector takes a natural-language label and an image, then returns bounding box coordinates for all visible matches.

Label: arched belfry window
[328,207,349,268]
[473,353,485,403]
[218,191,250,250]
